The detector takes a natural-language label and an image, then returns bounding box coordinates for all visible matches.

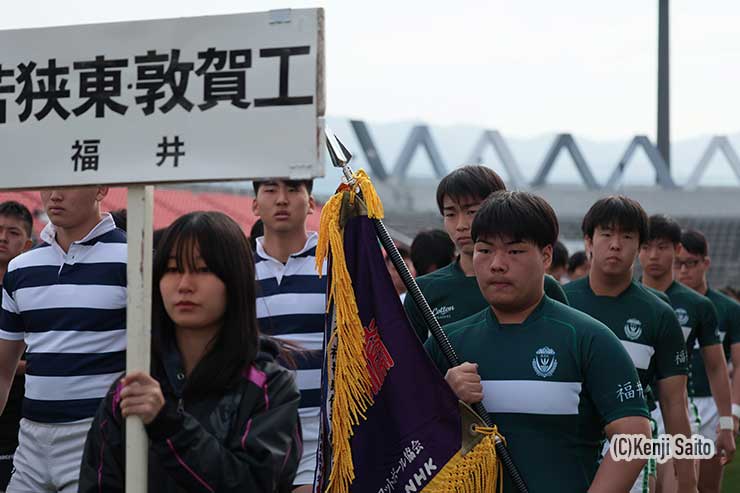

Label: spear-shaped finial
[325,127,355,185]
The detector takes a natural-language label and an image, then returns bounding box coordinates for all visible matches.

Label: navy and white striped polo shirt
[254,232,326,419]
[0,214,127,424]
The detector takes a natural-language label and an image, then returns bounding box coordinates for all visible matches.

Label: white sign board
[0,9,325,189]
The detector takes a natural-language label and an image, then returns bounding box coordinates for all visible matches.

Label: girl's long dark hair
[152,211,259,398]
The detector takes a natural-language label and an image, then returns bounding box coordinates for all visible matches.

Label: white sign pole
[125,185,154,493]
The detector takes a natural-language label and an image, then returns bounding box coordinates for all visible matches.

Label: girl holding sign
[79,211,302,493]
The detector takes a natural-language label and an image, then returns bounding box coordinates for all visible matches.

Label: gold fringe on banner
[315,169,383,493]
[422,426,504,493]
[352,169,384,219]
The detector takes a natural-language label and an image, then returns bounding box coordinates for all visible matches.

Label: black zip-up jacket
[79,339,302,493]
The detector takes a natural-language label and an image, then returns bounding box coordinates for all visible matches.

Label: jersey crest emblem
[624,318,643,340]
[675,308,689,326]
[532,346,558,378]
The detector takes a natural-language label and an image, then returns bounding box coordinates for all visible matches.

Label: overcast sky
[3,0,739,140]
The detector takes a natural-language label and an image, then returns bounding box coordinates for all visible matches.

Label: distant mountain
[312,118,740,196]
[211,117,740,197]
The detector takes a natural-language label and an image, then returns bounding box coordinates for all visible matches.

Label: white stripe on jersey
[60,242,128,264]
[294,369,321,391]
[274,332,324,351]
[0,329,24,341]
[621,341,656,370]
[256,293,326,319]
[695,331,726,349]
[481,380,582,415]
[8,242,126,271]
[681,326,691,342]
[7,245,60,271]
[2,288,18,312]
[14,285,126,311]
[25,372,121,401]
[255,257,324,282]
[26,330,127,354]
[299,407,321,421]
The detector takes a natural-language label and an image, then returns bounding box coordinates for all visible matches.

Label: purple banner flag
[315,173,499,493]
[341,215,461,492]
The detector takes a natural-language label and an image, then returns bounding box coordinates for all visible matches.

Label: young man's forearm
[0,339,24,413]
[704,346,732,415]
[590,453,646,492]
[661,400,697,489]
[731,346,740,407]
[591,416,652,492]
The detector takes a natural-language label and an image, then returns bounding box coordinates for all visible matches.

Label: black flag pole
[324,128,529,493]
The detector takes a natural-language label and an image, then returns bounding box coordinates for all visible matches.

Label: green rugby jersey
[689,288,740,397]
[403,258,569,341]
[425,296,648,493]
[663,281,720,350]
[645,285,670,304]
[563,278,688,391]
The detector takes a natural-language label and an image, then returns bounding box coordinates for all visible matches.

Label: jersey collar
[40,213,116,247]
[486,294,548,328]
[586,276,637,299]
[255,231,318,263]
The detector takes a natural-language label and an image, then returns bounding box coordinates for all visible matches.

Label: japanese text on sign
[0,47,312,124]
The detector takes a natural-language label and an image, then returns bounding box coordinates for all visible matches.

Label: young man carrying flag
[426,191,651,492]
[675,229,740,493]
[564,196,695,493]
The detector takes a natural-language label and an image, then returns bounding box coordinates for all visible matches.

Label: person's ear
[584,235,593,253]
[21,238,32,253]
[307,195,316,215]
[542,244,553,270]
[95,186,109,202]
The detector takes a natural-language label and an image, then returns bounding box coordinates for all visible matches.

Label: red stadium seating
[0,188,323,237]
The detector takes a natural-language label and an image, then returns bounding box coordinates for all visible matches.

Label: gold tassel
[315,171,379,493]
[422,426,505,493]
[352,169,384,219]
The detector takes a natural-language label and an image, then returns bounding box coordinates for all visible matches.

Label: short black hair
[567,251,589,274]
[552,241,569,269]
[109,208,127,232]
[581,195,649,244]
[647,214,681,245]
[471,191,559,249]
[435,165,506,215]
[680,229,708,257]
[248,219,264,251]
[410,229,455,276]
[152,227,167,252]
[720,286,739,300]
[252,179,314,195]
[0,201,33,237]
